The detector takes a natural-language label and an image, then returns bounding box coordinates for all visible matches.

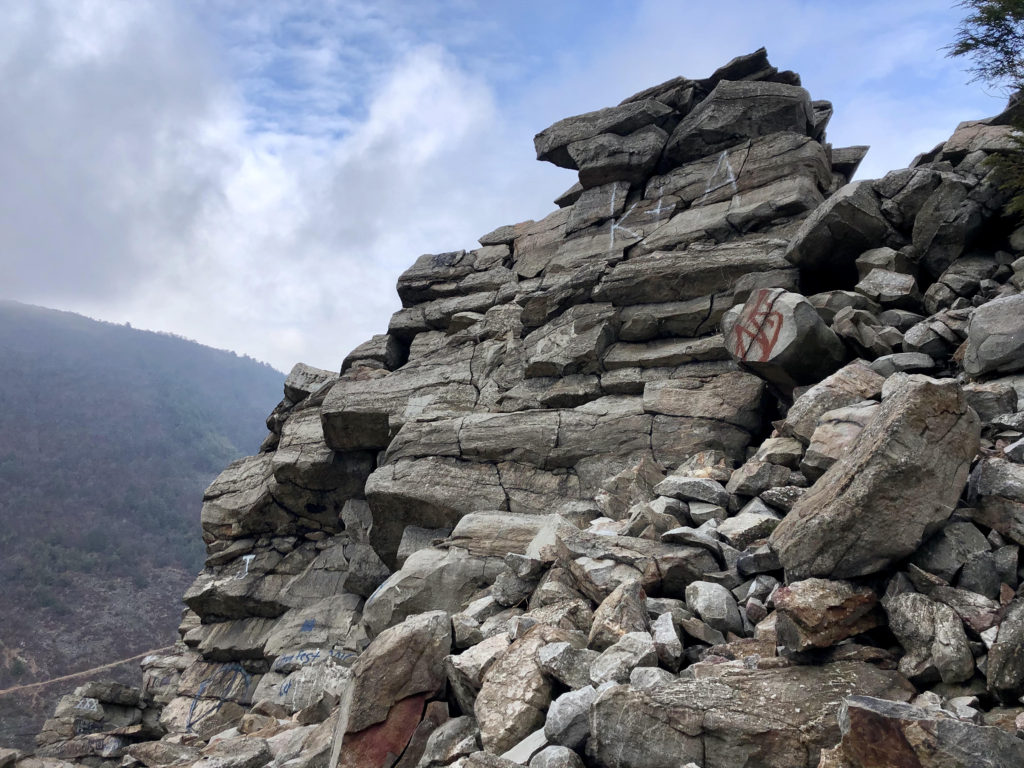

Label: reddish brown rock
[393,700,450,768]
[774,579,880,652]
[837,696,1024,768]
[339,695,426,768]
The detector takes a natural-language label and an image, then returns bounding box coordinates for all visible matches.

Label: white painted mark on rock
[236,554,256,580]
[700,150,739,203]
[606,182,638,250]
[609,202,640,249]
[645,186,669,225]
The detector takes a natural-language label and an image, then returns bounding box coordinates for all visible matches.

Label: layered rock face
[15,48,1024,768]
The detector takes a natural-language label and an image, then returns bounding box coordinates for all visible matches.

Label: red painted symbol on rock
[733,290,784,363]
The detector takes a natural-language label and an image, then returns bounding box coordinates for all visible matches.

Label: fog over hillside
[0,300,285,748]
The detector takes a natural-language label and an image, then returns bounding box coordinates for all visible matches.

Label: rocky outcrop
[19,48,1024,768]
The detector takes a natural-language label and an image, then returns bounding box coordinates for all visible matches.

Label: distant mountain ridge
[0,300,286,748]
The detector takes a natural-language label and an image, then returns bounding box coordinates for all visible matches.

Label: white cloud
[0,1,567,371]
[62,40,564,371]
[0,1,231,297]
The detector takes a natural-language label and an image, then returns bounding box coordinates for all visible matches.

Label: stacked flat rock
[20,48,1024,768]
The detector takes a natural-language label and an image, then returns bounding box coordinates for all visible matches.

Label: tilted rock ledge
[12,48,1024,768]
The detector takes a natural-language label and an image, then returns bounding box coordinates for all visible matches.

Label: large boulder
[800,401,879,481]
[283,363,336,402]
[777,360,884,444]
[663,80,814,165]
[588,580,650,651]
[362,547,503,635]
[770,374,980,579]
[785,181,892,281]
[445,634,511,715]
[885,592,974,685]
[395,250,476,305]
[588,661,912,768]
[875,167,943,231]
[723,288,846,391]
[347,611,452,733]
[685,581,744,636]
[588,632,658,685]
[987,597,1024,703]
[962,293,1024,377]
[568,125,669,188]
[968,457,1024,546]
[475,625,579,754]
[837,696,1024,768]
[544,686,597,750]
[912,177,986,280]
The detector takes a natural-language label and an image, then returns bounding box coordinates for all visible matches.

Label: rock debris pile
[10,48,1024,768]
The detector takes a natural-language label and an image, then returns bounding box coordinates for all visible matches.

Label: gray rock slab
[770,375,980,579]
[568,125,668,188]
[544,686,596,749]
[534,100,674,169]
[786,181,892,274]
[593,239,790,306]
[589,632,658,685]
[529,746,584,768]
[963,293,1024,377]
[663,80,813,165]
[588,662,913,768]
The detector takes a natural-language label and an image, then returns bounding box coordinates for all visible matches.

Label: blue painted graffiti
[186,663,252,733]
[272,648,357,673]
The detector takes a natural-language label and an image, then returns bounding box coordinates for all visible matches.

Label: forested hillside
[0,300,285,747]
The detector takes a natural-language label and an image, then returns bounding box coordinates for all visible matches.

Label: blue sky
[0,0,1004,371]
